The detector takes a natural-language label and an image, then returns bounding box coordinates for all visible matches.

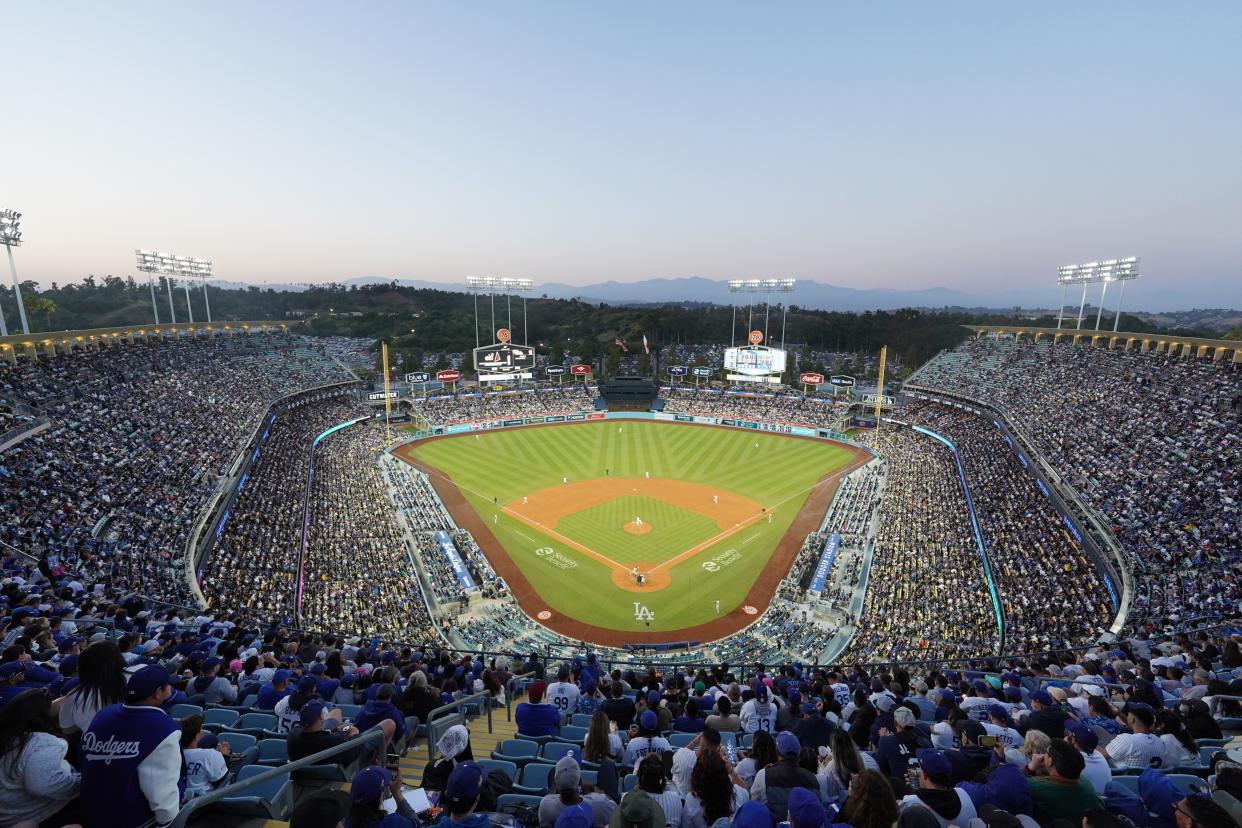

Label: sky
[5,2,1241,310]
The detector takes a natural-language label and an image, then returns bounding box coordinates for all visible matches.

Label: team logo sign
[748,330,763,344]
[742,605,759,615]
[496,328,511,343]
[537,611,552,620]
[633,603,655,621]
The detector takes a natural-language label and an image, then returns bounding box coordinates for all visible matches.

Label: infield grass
[406,420,854,635]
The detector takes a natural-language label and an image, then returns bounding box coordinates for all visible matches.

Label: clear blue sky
[6,2,1240,309]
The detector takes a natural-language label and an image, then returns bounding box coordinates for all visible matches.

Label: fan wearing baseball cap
[750,731,819,823]
[431,761,490,828]
[622,710,671,766]
[79,665,186,828]
[898,749,977,827]
[517,681,563,738]
[347,764,417,828]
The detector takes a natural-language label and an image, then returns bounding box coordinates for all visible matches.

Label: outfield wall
[421,408,874,454]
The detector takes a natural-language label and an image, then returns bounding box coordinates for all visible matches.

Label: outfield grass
[407,421,854,634]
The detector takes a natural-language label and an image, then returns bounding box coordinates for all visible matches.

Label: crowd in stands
[903,402,1116,652]
[661,388,841,429]
[303,420,437,642]
[417,386,600,424]
[847,427,997,664]
[906,338,1241,626]
[201,392,360,618]
[0,336,354,609]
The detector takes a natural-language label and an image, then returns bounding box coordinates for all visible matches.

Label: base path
[394,421,873,647]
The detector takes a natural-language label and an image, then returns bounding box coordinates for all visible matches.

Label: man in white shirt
[546,665,580,723]
[183,730,231,797]
[1066,723,1110,796]
[1099,703,1168,770]
[959,681,994,721]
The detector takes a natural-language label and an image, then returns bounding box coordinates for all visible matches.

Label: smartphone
[977,734,998,748]
[609,721,617,734]
[905,761,921,791]
[719,731,738,765]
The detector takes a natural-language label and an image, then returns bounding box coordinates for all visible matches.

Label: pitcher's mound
[623,520,652,535]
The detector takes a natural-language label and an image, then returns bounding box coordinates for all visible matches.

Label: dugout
[599,376,658,411]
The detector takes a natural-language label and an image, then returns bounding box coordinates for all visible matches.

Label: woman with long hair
[819,728,879,802]
[0,689,82,827]
[584,710,621,763]
[1155,710,1198,767]
[838,769,898,828]
[58,640,126,736]
[735,730,777,788]
[683,748,747,828]
[1180,698,1223,740]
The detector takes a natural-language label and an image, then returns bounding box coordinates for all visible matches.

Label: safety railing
[426,690,495,759]
[168,725,387,828]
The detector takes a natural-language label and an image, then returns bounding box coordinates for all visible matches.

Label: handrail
[426,690,495,759]
[506,670,535,722]
[168,725,386,828]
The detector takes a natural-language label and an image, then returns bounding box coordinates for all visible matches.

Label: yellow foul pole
[382,341,392,439]
[873,345,886,450]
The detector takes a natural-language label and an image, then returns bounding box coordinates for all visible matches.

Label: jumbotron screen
[724,345,787,377]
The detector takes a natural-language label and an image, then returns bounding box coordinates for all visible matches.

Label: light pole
[148,277,160,324]
[0,209,29,335]
[466,276,533,344]
[136,250,214,326]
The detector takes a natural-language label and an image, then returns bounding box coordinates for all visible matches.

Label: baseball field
[396,420,865,646]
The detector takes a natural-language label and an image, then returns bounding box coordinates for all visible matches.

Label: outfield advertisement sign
[808,533,841,594]
[691,366,712,378]
[545,365,567,377]
[435,530,476,592]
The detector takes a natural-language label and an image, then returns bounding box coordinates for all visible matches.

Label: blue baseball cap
[299,700,326,727]
[639,710,659,731]
[787,786,825,828]
[556,802,593,828]
[1065,721,1099,752]
[1030,690,1054,705]
[125,665,172,702]
[0,661,26,679]
[734,801,773,828]
[309,663,326,675]
[987,704,1011,721]
[647,690,661,705]
[351,765,392,803]
[916,748,952,780]
[273,668,292,683]
[776,731,801,757]
[297,675,318,694]
[445,761,485,807]
[57,637,82,653]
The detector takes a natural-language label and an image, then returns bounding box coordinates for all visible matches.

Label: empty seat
[210,764,292,820]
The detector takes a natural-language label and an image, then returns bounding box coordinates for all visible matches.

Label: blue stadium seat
[493,739,541,766]
[668,733,695,749]
[559,725,589,744]
[210,764,292,820]
[257,739,288,766]
[571,714,594,728]
[623,773,638,792]
[478,759,518,784]
[512,763,552,795]
[202,708,240,731]
[170,703,204,720]
[217,731,258,755]
[542,742,581,762]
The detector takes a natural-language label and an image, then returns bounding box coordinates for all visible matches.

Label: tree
[29,297,57,331]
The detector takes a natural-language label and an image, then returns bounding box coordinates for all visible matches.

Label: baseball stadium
[5,6,1242,826]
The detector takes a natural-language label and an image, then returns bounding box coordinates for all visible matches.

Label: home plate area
[503,477,766,593]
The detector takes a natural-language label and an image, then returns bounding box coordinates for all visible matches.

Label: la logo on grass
[633,603,655,621]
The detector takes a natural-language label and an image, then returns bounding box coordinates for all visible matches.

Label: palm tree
[29,297,56,331]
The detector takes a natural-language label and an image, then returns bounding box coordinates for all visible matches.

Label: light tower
[465,276,534,346]
[135,250,215,324]
[726,278,797,348]
[1056,257,1139,331]
[0,208,29,335]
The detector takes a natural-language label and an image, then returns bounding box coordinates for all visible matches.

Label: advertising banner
[436,369,461,382]
[667,365,688,376]
[435,530,476,591]
[691,366,712,378]
[829,375,856,387]
[405,372,430,383]
[799,372,825,385]
[570,364,592,376]
[809,534,841,593]
[545,365,567,376]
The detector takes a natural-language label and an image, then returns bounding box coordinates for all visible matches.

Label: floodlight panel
[0,208,22,246]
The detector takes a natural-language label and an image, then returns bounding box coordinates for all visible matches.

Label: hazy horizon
[5,2,1241,310]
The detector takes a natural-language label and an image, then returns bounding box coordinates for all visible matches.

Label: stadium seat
[210,764,292,820]
[217,731,258,755]
[492,739,541,766]
[571,714,594,728]
[542,742,581,762]
[668,733,695,749]
[478,759,519,784]
[202,708,240,731]
[623,773,638,792]
[170,703,204,720]
[512,763,552,795]
[227,712,281,739]
[335,703,362,719]
[517,732,556,745]
[498,794,544,812]
[257,739,288,766]
[559,725,589,744]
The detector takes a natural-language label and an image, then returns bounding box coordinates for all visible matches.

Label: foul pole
[874,346,887,451]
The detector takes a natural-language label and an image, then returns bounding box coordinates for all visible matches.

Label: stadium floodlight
[727,278,797,349]
[0,208,29,336]
[1056,257,1139,331]
[465,275,536,347]
[135,250,215,324]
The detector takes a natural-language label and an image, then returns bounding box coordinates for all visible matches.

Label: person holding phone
[897,749,977,828]
[876,707,922,793]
